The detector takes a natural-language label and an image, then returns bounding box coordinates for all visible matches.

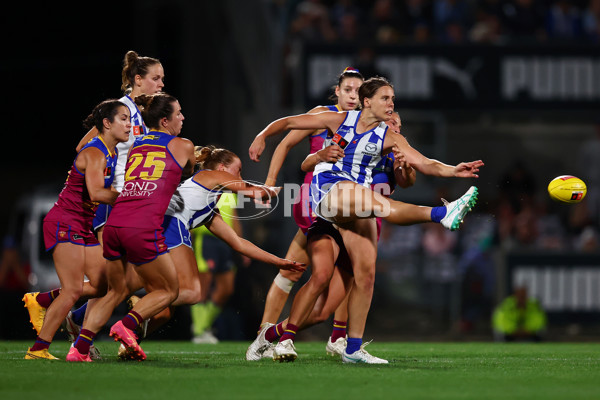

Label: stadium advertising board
[303,45,600,110]
[507,254,600,322]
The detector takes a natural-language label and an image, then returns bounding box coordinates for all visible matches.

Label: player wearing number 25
[66,92,195,362]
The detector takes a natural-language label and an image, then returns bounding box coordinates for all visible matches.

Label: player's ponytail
[83,99,126,133]
[134,92,177,130]
[195,145,237,170]
[121,50,161,94]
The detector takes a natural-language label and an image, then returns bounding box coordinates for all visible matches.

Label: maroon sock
[30,336,51,352]
[36,289,60,308]
[265,322,285,343]
[279,323,298,342]
[122,310,143,331]
[331,319,347,342]
[74,329,96,355]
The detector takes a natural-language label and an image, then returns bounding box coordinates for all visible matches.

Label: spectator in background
[492,286,547,342]
[403,0,434,42]
[289,0,337,43]
[432,0,472,43]
[368,0,403,44]
[574,225,600,253]
[577,121,600,226]
[0,236,29,292]
[545,0,583,42]
[337,11,361,43]
[329,0,363,43]
[582,0,600,43]
[501,0,547,43]
[469,0,506,43]
[0,236,31,339]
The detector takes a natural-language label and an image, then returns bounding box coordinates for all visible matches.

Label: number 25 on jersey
[124,151,166,181]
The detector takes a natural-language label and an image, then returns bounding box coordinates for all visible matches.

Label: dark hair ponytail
[83,99,126,132]
[328,67,364,102]
[134,92,177,130]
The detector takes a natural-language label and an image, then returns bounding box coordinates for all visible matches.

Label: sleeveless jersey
[112,95,147,192]
[45,136,117,227]
[313,110,388,187]
[165,171,224,231]
[107,131,183,229]
[303,104,340,186]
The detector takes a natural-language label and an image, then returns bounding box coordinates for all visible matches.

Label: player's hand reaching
[249,136,265,162]
[277,259,307,272]
[454,160,484,178]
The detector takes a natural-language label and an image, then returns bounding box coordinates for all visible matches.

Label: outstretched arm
[249,111,345,162]
[206,215,306,272]
[266,128,315,186]
[383,131,484,178]
[195,170,281,200]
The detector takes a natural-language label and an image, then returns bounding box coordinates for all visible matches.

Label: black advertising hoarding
[506,254,600,323]
[302,45,600,110]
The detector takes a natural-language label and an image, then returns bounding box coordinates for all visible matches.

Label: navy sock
[346,337,363,354]
[71,302,88,326]
[431,206,447,223]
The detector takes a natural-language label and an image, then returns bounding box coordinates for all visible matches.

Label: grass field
[0,340,598,400]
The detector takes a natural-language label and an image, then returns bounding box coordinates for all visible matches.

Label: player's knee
[61,286,83,304]
[280,268,302,282]
[309,272,331,292]
[353,266,375,291]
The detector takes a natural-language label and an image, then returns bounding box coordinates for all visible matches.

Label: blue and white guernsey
[162,172,223,249]
[310,110,388,220]
[113,95,148,192]
[313,110,387,187]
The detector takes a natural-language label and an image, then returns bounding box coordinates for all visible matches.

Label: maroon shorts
[43,220,99,251]
[292,183,315,235]
[102,225,169,265]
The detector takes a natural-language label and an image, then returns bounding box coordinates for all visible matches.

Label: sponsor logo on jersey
[141,135,160,141]
[133,126,142,136]
[72,234,83,241]
[104,166,112,178]
[332,133,349,149]
[365,143,378,152]
[121,181,159,197]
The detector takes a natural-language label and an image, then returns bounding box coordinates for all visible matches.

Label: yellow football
[547,175,587,203]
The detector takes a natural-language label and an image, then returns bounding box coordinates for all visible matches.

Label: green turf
[0,341,598,400]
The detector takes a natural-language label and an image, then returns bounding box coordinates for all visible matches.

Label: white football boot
[440,186,478,231]
[273,339,297,362]
[245,323,274,361]
[326,336,347,357]
[342,341,388,364]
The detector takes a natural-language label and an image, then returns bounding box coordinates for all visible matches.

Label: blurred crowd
[273,0,600,45]
[375,128,600,334]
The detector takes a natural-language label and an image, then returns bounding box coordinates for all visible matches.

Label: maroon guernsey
[106,131,183,230]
